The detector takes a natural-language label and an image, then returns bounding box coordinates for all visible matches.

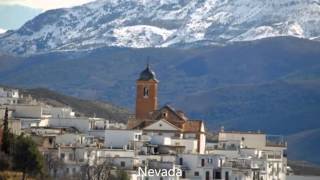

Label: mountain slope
[175,80,320,135]
[0,37,319,164]
[20,87,130,122]
[288,129,320,165]
[1,0,320,55]
[0,37,319,130]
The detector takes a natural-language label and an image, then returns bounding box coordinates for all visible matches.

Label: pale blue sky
[0,5,41,30]
[0,0,95,31]
[0,0,94,10]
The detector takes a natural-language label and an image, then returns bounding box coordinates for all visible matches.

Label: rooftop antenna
[146,56,150,68]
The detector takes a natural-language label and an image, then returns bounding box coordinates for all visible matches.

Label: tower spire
[146,56,150,69]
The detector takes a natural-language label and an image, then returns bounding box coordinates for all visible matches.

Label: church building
[128,64,206,154]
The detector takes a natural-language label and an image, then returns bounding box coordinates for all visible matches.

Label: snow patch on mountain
[0,28,6,34]
[1,0,320,55]
[112,25,175,48]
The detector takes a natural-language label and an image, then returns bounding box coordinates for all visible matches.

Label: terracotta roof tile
[182,120,203,133]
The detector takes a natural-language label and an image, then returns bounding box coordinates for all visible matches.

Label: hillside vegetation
[21,88,130,122]
[0,87,130,122]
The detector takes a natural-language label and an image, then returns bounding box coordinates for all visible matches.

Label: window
[194,171,199,176]
[72,168,76,174]
[66,168,69,174]
[49,138,53,145]
[182,171,186,178]
[214,171,221,179]
[121,161,126,167]
[162,112,167,118]
[179,157,183,165]
[206,171,210,180]
[201,158,205,167]
[143,87,149,97]
[69,153,74,161]
[135,134,141,140]
[225,171,229,180]
[60,153,65,160]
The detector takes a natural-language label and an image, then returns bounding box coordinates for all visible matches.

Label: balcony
[266,135,287,147]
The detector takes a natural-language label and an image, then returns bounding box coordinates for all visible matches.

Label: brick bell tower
[135,64,159,120]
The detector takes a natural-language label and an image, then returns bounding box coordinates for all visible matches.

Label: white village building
[0,66,288,180]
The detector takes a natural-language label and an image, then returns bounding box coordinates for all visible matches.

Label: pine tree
[12,136,45,180]
[1,107,10,154]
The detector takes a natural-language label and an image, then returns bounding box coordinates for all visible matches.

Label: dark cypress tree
[1,107,10,154]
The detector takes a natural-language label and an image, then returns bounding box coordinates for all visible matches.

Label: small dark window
[162,112,167,118]
[225,171,229,180]
[179,157,183,165]
[121,161,125,167]
[201,158,205,167]
[182,171,186,178]
[241,137,245,141]
[194,171,199,176]
[143,87,149,97]
[49,138,53,145]
[60,153,65,160]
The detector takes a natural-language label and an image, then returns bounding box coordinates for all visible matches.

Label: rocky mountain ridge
[1,0,320,55]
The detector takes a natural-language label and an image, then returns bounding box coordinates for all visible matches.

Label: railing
[267,154,282,159]
[207,146,238,151]
[266,135,287,147]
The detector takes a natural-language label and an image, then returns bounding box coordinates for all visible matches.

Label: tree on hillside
[1,107,10,154]
[83,153,115,180]
[0,151,12,170]
[12,135,45,180]
[111,170,130,180]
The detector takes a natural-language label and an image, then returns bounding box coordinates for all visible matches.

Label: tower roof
[138,64,158,81]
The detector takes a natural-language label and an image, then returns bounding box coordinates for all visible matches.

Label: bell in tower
[135,64,158,120]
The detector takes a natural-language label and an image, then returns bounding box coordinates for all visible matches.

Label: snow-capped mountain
[1,0,320,55]
[0,28,6,34]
